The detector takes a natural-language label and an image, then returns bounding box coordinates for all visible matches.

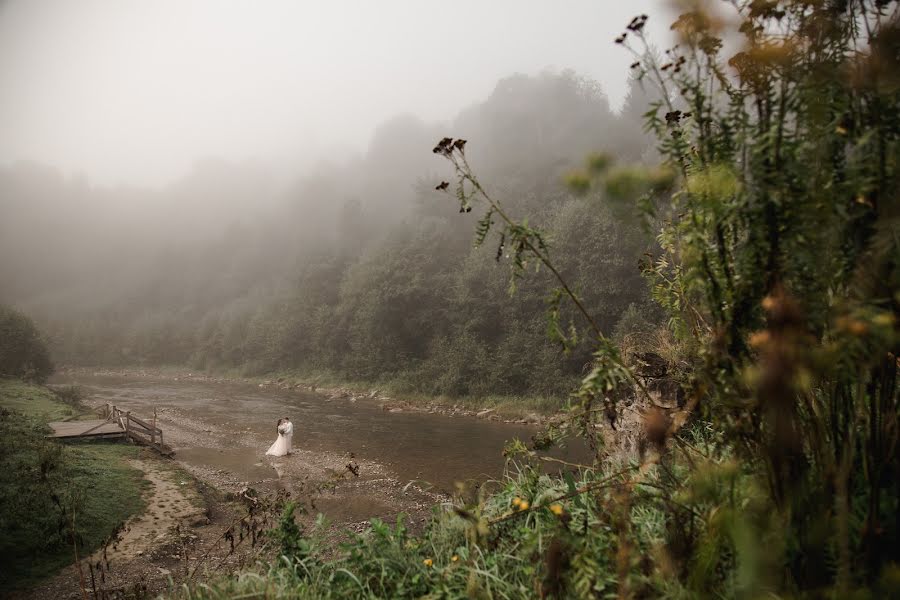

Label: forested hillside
[0,71,656,398]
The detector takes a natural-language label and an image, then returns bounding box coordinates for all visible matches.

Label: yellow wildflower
[549,504,564,516]
[511,497,523,507]
[451,555,459,562]
[873,313,895,327]
[849,320,869,336]
[518,500,530,511]
[423,558,433,567]
[748,330,770,348]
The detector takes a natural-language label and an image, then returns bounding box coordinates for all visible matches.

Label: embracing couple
[265,416,293,457]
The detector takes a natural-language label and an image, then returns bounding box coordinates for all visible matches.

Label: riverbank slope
[59,365,564,424]
[0,379,247,599]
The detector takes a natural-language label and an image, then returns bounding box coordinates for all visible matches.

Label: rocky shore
[58,366,551,425]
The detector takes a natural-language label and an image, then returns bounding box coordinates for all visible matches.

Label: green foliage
[614,0,900,594]
[585,152,613,175]
[0,304,53,382]
[563,170,591,196]
[266,501,314,564]
[0,382,144,592]
[0,379,76,421]
[172,461,644,600]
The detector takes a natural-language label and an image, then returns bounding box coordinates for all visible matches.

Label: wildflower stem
[448,150,654,402]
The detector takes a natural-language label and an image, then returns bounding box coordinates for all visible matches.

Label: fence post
[125,411,131,441]
[151,408,157,446]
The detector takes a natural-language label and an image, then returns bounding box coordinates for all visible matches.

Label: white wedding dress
[266,421,293,457]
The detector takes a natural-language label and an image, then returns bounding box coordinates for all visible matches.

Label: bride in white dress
[265,417,293,457]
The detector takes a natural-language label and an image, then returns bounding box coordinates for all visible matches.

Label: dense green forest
[0,70,656,398]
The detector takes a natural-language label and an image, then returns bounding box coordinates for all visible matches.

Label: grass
[166,460,631,600]
[0,378,82,421]
[0,378,148,593]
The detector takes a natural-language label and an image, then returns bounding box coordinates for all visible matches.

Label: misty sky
[0,1,675,186]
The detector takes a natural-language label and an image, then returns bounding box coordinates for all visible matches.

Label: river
[53,372,578,524]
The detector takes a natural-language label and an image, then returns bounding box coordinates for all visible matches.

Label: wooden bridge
[47,403,172,455]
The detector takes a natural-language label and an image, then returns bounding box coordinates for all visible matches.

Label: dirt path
[19,454,240,600]
[95,459,206,563]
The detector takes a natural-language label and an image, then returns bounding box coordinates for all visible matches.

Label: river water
[52,373,570,498]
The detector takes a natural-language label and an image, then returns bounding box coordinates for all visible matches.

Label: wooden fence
[101,403,170,455]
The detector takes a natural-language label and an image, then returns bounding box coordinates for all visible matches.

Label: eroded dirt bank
[20,455,235,600]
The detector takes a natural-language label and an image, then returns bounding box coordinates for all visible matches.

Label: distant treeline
[1,71,658,397]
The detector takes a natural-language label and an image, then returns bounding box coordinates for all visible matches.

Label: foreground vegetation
[174,435,900,599]
[0,379,146,592]
[173,2,899,598]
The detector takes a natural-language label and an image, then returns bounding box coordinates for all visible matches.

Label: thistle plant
[613,0,900,592]
[436,0,899,594]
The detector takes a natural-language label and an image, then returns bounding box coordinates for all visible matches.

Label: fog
[0,1,681,385]
[0,0,673,186]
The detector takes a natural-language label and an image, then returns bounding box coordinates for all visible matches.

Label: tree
[0,305,53,382]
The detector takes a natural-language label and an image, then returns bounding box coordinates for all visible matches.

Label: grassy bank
[0,379,147,593]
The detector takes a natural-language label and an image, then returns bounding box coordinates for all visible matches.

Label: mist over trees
[0,70,655,398]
